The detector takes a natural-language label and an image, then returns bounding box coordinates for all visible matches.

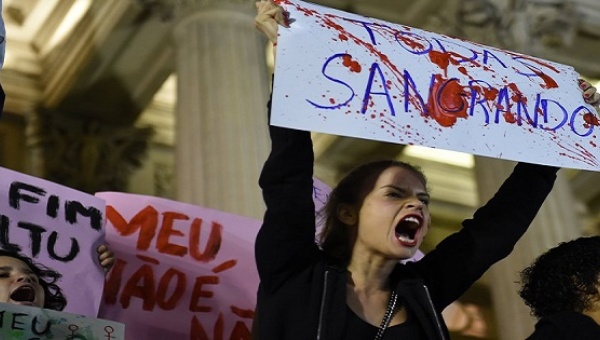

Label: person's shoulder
[529,311,600,340]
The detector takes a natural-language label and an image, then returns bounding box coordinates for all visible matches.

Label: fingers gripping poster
[271,0,600,171]
[96,192,262,340]
[0,166,106,317]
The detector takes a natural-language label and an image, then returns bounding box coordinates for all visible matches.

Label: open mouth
[10,285,36,304]
[395,214,423,246]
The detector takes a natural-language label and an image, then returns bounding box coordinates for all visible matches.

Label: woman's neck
[346,253,397,293]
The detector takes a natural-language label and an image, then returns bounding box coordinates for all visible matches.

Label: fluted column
[170,0,270,219]
[473,157,582,340]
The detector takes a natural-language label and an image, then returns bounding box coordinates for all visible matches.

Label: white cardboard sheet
[271,0,600,171]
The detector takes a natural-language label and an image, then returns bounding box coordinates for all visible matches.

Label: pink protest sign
[312,177,330,226]
[0,166,106,316]
[271,0,600,171]
[96,192,261,340]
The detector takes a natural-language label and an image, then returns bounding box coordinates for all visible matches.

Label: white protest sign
[271,0,600,171]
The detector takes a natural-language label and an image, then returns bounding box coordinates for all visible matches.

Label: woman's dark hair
[318,160,427,267]
[0,249,67,311]
[519,236,600,319]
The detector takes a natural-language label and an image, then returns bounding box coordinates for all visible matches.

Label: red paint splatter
[342,54,362,73]
[584,113,600,126]
[504,112,517,124]
[556,141,599,167]
[483,87,499,101]
[511,65,558,89]
[505,82,525,103]
[396,34,426,52]
[426,74,469,127]
[293,3,319,17]
[534,70,558,89]
[339,34,348,41]
[428,50,479,77]
[429,51,450,73]
[329,98,336,104]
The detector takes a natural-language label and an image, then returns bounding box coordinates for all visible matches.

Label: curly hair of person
[519,236,600,319]
[0,249,67,311]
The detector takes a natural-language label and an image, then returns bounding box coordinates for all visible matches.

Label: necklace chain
[373,290,398,340]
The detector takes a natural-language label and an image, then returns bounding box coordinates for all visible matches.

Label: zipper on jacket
[422,284,447,340]
[317,270,330,340]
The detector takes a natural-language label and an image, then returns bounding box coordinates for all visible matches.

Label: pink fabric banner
[96,192,261,340]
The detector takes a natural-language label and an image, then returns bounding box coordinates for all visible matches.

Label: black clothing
[254,100,558,340]
[0,84,4,119]
[344,304,426,339]
[527,311,600,340]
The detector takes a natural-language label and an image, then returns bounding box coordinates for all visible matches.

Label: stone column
[473,157,583,340]
[170,0,270,219]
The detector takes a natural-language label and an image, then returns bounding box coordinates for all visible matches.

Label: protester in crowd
[253,1,599,339]
[0,245,114,311]
[0,250,67,310]
[519,236,600,339]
